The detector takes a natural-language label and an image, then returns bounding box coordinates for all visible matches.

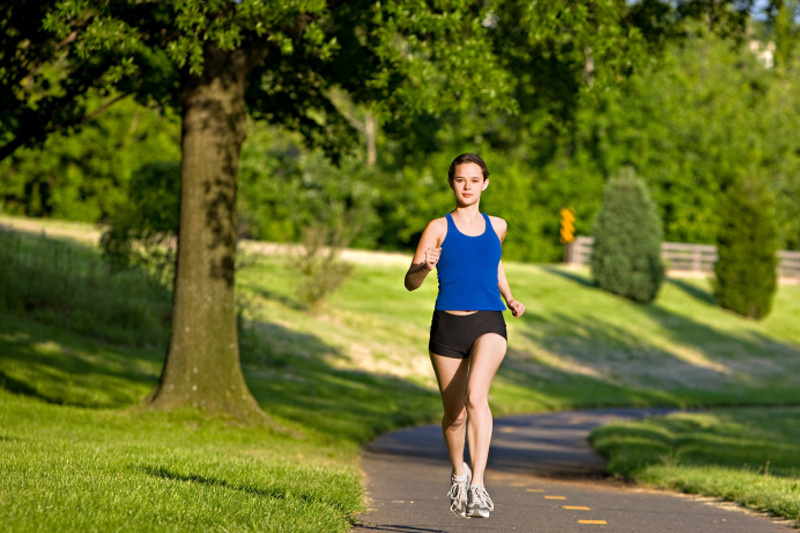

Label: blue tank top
[434,213,506,311]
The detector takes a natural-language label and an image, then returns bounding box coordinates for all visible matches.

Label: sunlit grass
[0,389,362,532]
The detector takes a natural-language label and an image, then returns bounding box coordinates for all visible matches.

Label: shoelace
[447,480,468,514]
[470,486,494,511]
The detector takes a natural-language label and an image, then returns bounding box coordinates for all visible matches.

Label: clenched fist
[424,247,442,270]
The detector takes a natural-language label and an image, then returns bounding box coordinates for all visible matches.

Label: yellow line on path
[525,488,544,492]
[578,520,608,525]
[544,495,567,500]
[563,506,591,510]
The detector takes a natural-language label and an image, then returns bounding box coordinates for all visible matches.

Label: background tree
[590,167,664,304]
[0,96,180,221]
[713,177,779,319]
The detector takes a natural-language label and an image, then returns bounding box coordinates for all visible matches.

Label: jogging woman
[404,153,525,519]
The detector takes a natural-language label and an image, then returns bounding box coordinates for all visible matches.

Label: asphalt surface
[352,409,795,532]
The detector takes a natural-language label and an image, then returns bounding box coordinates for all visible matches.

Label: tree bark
[147,43,264,422]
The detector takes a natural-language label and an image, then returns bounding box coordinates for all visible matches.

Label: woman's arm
[498,260,525,317]
[491,216,525,317]
[405,218,445,291]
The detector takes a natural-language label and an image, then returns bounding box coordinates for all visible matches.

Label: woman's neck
[452,203,481,221]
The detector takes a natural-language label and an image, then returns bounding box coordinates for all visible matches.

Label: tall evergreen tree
[591,167,664,303]
[713,177,778,319]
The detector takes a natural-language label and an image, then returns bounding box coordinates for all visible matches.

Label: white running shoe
[447,463,472,518]
[466,485,494,518]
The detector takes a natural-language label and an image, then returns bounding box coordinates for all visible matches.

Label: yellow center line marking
[525,488,544,492]
[544,495,567,500]
[578,520,607,525]
[499,427,516,433]
[563,506,591,510]
[510,482,526,487]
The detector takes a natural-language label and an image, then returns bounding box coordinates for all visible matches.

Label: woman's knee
[443,405,467,428]
[465,389,489,413]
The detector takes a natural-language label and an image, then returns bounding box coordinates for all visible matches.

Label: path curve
[352,408,794,532]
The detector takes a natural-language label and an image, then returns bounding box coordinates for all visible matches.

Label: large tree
[2,0,515,421]
[0,0,758,420]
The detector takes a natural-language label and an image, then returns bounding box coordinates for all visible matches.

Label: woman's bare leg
[465,333,507,487]
[429,352,470,476]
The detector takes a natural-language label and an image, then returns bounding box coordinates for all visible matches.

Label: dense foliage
[6,2,794,264]
[0,97,180,222]
[713,177,779,319]
[590,168,664,303]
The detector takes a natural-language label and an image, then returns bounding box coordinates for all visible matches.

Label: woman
[404,153,525,519]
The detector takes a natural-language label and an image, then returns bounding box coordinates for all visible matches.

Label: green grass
[0,390,362,532]
[588,408,800,524]
[0,229,172,349]
[2,215,800,529]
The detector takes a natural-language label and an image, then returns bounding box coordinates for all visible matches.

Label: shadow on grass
[238,310,441,444]
[665,277,716,305]
[591,407,800,478]
[140,465,290,499]
[505,284,800,408]
[139,464,355,513]
[541,265,596,288]
[1,307,438,446]
[542,264,718,306]
[0,314,161,408]
[0,368,64,405]
[245,286,305,312]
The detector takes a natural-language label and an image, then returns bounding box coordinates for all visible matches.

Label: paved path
[352,409,795,532]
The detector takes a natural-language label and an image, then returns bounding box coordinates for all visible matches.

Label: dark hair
[448,153,490,181]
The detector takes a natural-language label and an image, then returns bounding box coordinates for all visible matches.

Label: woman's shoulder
[422,216,448,237]
[485,214,507,240]
[426,216,448,230]
[486,214,507,230]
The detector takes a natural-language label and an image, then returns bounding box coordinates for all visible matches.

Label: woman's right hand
[424,247,442,270]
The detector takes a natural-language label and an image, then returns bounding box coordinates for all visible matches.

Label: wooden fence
[569,236,800,279]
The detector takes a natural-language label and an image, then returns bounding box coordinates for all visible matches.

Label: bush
[590,167,664,303]
[713,177,778,319]
[291,222,354,312]
[99,161,180,286]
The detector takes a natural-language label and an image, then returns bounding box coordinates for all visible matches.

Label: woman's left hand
[507,299,525,318]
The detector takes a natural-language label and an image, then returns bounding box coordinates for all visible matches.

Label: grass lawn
[589,408,800,524]
[1,215,800,529]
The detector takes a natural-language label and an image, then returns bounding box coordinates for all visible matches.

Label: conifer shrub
[590,168,664,303]
[713,177,778,320]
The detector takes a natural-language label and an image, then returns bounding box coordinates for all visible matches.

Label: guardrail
[569,236,800,279]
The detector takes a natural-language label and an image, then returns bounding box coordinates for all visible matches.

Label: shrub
[99,161,180,286]
[590,167,664,303]
[291,222,354,311]
[713,177,778,319]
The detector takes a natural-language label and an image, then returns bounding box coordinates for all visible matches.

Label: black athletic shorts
[429,310,507,359]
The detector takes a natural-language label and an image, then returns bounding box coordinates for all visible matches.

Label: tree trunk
[148,44,264,423]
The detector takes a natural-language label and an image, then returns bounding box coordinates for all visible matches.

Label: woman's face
[450,162,488,206]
